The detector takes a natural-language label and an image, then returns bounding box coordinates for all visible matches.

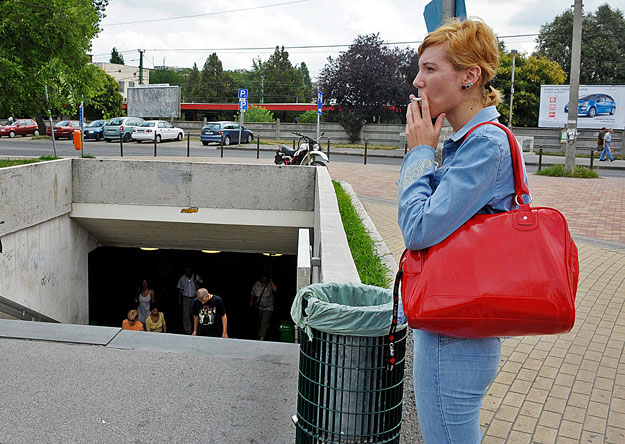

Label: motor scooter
[274,132,329,167]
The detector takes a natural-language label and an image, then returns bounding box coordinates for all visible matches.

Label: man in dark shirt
[192,288,228,338]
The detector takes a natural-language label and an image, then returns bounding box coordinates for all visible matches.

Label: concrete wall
[0,215,90,324]
[313,167,360,283]
[0,159,72,237]
[0,159,89,323]
[72,159,315,211]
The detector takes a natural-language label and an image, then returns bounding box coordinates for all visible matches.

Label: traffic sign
[239,98,248,111]
[238,89,248,99]
[317,91,323,115]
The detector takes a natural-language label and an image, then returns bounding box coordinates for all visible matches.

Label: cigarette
[411,97,422,103]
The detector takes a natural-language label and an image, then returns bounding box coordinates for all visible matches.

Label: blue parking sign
[239,98,248,111]
[317,91,323,115]
[238,89,248,99]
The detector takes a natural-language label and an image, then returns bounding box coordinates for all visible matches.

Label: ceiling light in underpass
[262,253,283,257]
[201,250,221,254]
[140,247,159,251]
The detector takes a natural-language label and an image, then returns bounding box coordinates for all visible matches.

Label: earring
[461,82,474,90]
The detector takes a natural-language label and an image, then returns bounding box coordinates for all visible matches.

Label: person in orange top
[122,309,144,331]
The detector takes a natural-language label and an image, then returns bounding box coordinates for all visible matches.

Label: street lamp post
[508,50,517,128]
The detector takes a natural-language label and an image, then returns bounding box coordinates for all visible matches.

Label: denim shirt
[398,106,527,251]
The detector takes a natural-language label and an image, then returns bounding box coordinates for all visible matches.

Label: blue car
[564,94,616,118]
[200,121,254,146]
[83,119,107,141]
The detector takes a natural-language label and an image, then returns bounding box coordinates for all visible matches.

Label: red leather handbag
[394,121,579,339]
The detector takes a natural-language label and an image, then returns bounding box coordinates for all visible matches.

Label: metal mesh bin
[295,326,406,443]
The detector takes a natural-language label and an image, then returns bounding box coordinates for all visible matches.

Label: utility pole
[260,77,264,104]
[508,50,517,128]
[138,49,145,85]
[565,0,583,174]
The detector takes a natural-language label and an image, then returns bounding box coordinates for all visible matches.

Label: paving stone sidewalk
[329,162,625,444]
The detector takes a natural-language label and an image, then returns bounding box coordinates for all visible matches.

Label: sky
[90,0,625,81]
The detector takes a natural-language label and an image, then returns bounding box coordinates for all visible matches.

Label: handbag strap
[386,250,409,371]
[464,121,530,206]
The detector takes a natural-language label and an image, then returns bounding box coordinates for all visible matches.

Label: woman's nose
[413,72,423,89]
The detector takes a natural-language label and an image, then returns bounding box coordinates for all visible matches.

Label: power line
[91,33,543,58]
[102,0,312,26]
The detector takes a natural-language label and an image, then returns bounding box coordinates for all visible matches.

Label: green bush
[333,180,391,288]
[297,110,321,123]
[337,111,365,143]
[536,164,599,178]
[235,105,275,122]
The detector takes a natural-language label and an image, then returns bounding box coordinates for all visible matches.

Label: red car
[46,120,80,139]
[0,118,40,138]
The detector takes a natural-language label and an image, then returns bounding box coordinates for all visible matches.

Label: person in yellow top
[122,309,144,331]
[145,303,167,333]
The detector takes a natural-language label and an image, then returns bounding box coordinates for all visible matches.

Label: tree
[110,47,124,64]
[83,65,124,120]
[251,47,310,103]
[536,4,625,84]
[199,53,233,102]
[318,34,418,141]
[184,63,201,102]
[150,68,186,87]
[0,0,105,127]
[492,51,567,127]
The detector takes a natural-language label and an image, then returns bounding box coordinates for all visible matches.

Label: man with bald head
[192,288,228,338]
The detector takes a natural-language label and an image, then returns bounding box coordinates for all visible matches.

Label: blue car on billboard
[200,121,254,146]
[564,94,616,118]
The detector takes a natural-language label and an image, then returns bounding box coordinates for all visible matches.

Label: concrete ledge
[0,319,120,345]
[107,330,299,364]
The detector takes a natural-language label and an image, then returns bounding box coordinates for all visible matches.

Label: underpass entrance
[88,247,297,340]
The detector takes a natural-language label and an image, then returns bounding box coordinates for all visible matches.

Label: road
[1,137,623,177]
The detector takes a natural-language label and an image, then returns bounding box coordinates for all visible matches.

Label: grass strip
[0,156,61,169]
[333,180,391,288]
[536,165,599,178]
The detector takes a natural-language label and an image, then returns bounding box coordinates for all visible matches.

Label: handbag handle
[464,121,530,206]
[386,122,529,367]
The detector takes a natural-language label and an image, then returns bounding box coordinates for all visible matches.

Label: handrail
[0,294,59,323]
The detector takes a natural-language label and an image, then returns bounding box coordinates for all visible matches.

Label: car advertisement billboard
[127,85,181,118]
[539,85,625,130]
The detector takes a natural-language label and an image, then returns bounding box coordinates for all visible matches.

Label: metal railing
[0,294,59,323]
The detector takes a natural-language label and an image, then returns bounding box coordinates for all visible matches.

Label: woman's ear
[464,65,482,86]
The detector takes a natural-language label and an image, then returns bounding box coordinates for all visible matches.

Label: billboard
[539,85,625,130]
[127,85,181,118]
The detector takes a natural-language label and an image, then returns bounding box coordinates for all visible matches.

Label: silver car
[103,116,145,143]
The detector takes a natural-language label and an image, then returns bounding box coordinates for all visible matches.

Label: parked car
[0,118,39,138]
[46,120,80,139]
[103,116,144,142]
[200,121,254,146]
[564,94,616,117]
[133,120,185,143]
[84,119,107,141]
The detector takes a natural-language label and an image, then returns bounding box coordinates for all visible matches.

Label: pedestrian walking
[398,17,525,444]
[600,128,614,162]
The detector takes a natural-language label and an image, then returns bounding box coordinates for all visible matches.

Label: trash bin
[291,283,407,444]
[73,130,82,150]
[279,320,295,343]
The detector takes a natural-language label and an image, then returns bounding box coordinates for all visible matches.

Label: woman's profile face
[413,44,465,117]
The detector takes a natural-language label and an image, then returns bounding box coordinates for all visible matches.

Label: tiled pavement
[328,162,625,444]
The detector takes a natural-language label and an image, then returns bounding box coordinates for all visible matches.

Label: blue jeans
[600,143,613,161]
[413,330,501,444]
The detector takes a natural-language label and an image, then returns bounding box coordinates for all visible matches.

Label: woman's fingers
[420,91,431,121]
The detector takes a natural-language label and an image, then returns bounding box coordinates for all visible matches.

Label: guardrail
[0,294,59,323]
